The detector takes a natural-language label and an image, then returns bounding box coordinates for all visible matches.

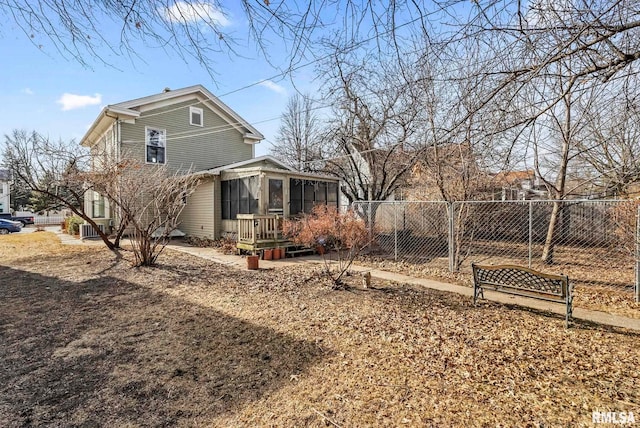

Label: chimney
[163,87,171,92]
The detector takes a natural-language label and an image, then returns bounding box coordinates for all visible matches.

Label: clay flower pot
[273,248,281,260]
[263,249,273,260]
[247,255,259,270]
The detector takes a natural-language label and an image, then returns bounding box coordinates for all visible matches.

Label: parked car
[0,218,23,234]
[0,213,35,226]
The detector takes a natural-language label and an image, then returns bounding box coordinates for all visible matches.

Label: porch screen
[289,178,339,215]
[221,176,259,219]
[290,179,303,214]
[268,179,284,212]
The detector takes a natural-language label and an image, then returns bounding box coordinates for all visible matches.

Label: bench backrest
[472,263,569,302]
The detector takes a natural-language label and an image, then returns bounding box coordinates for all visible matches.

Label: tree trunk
[541,201,562,264]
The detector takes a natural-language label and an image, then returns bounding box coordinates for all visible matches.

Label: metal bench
[472,263,573,327]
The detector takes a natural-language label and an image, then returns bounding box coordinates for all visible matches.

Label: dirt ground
[1,232,639,427]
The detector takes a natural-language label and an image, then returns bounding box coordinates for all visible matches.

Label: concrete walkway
[43,227,640,332]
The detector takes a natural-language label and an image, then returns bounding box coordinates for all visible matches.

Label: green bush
[65,216,84,235]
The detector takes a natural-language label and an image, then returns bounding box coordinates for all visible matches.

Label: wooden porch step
[286,248,316,256]
[237,240,296,252]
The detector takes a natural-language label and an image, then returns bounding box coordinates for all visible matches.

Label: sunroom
[180,156,341,250]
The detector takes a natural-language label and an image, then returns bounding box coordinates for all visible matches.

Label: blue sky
[0,3,324,157]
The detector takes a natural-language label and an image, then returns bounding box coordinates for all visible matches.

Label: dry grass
[1,233,639,427]
[0,231,72,258]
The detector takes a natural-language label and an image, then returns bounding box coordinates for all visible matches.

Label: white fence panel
[33,215,65,225]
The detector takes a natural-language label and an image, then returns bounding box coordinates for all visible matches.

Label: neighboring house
[490,170,548,200]
[80,84,340,239]
[405,142,488,201]
[326,143,413,203]
[0,169,10,213]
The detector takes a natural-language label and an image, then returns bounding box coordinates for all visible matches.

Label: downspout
[116,119,123,228]
[116,119,121,163]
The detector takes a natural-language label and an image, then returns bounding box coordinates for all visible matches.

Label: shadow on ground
[0,266,325,426]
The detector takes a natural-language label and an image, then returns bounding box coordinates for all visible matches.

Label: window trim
[145,126,166,164]
[190,106,204,127]
[92,192,105,218]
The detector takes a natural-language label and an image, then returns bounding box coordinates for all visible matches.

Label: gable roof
[197,155,296,175]
[80,84,264,147]
[492,170,535,186]
[191,155,341,182]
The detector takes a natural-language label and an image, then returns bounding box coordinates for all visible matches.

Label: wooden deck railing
[237,214,283,246]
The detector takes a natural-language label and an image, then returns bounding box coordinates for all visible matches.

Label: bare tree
[2,130,118,247]
[521,65,601,264]
[106,158,200,266]
[2,130,200,266]
[2,0,639,143]
[320,51,426,204]
[270,93,323,171]
[575,82,640,197]
[0,0,324,77]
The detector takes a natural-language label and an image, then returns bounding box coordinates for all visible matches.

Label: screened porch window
[268,179,283,213]
[221,176,259,219]
[289,179,339,215]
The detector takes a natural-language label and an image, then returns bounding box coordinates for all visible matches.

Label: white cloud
[258,80,287,95]
[57,93,102,111]
[22,88,34,95]
[162,1,230,26]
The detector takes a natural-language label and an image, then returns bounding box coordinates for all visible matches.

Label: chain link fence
[352,200,640,304]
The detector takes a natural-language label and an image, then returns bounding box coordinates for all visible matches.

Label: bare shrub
[283,205,371,288]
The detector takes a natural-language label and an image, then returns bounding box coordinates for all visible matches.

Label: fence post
[636,205,640,303]
[394,202,398,261]
[448,202,455,272]
[368,201,372,252]
[528,201,533,268]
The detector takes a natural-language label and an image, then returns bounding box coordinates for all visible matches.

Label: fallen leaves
[1,233,639,427]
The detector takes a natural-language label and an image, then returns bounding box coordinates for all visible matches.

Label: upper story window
[146,127,166,164]
[190,106,203,127]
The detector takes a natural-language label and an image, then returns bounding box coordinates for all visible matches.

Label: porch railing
[237,214,283,245]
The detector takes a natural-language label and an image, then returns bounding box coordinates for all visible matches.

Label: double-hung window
[190,106,203,127]
[146,127,166,164]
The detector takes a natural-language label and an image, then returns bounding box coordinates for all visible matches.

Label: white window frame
[190,106,204,127]
[145,126,166,164]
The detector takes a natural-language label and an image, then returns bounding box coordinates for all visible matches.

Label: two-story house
[80,85,340,240]
[0,169,11,214]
